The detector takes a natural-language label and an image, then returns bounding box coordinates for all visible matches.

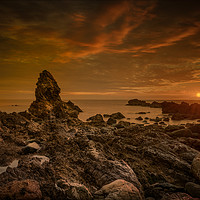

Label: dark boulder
[110,112,125,119]
[150,101,162,108]
[189,124,200,134]
[127,99,150,107]
[136,116,143,121]
[185,182,200,198]
[163,117,170,122]
[168,128,194,138]
[117,121,131,128]
[165,125,184,132]
[87,114,104,123]
[107,117,117,125]
[86,114,105,126]
[191,153,200,182]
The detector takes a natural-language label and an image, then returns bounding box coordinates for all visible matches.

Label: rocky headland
[0,70,200,200]
[127,99,200,120]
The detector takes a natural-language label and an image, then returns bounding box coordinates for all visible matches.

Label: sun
[196,93,200,97]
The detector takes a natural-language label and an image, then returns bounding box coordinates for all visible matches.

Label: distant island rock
[126,99,162,108]
[127,99,200,120]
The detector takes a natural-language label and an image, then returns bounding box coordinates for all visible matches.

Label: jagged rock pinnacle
[28,70,82,121]
[35,70,61,103]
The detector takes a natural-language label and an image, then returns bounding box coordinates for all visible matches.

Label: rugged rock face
[28,70,82,121]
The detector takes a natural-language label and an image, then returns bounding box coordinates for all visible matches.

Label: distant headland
[127,98,200,120]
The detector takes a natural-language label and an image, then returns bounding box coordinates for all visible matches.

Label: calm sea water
[0,99,200,125]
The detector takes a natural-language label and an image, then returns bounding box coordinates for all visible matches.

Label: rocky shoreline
[127,99,200,120]
[0,70,200,200]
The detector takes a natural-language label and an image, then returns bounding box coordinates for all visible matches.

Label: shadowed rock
[28,70,82,120]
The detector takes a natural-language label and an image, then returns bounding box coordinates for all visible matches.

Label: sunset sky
[1,0,200,100]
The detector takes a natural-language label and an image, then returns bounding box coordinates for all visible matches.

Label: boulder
[94,179,143,200]
[163,117,170,122]
[22,142,40,154]
[0,179,42,200]
[136,112,146,114]
[189,124,200,134]
[127,99,150,107]
[165,125,184,132]
[178,137,200,151]
[136,116,143,121]
[107,117,117,125]
[150,101,162,108]
[191,153,200,182]
[56,179,92,200]
[117,121,131,128]
[159,121,166,125]
[155,117,162,122]
[145,182,184,199]
[169,128,194,138]
[110,112,125,120]
[84,159,143,195]
[87,114,105,125]
[171,113,188,120]
[185,182,200,198]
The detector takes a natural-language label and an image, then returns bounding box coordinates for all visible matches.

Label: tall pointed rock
[35,70,61,103]
[28,70,82,119]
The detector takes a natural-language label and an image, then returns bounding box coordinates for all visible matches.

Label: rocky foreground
[0,70,200,200]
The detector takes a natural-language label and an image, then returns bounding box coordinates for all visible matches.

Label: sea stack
[28,70,82,119]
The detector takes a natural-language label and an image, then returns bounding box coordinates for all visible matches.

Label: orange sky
[0,0,200,100]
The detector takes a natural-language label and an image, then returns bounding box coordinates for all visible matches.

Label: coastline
[0,71,200,199]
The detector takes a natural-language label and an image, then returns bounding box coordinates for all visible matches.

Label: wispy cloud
[64,92,117,95]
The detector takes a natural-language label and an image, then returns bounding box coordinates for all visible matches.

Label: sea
[0,99,200,126]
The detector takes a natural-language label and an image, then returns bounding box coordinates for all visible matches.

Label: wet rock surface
[0,71,200,200]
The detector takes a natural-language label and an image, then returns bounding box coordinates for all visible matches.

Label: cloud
[1,0,200,100]
[65,92,117,95]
